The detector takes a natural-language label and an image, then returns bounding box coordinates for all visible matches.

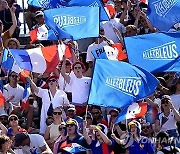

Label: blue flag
[88,59,159,108]
[2,49,14,70]
[44,7,99,40]
[147,0,180,31]
[28,0,108,22]
[125,32,180,73]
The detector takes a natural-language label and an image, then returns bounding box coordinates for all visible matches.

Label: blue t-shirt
[90,139,114,154]
[128,136,155,154]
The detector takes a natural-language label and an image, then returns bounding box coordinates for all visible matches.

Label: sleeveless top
[49,123,60,141]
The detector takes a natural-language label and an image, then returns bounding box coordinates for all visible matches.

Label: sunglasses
[74,66,82,70]
[48,79,57,83]
[53,112,62,115]
[91,112,100,115]
[142,126,150,129]
[67,124,75,127]
[9,117,18,121]
[161,99,169,104]
[11,75,18,78]
[59,127,66,131]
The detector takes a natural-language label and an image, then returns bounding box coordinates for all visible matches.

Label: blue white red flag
[147,0,180,31]
[44,7,99,40]
[9,45,60,74]
[30,24,57,44]
[115,102,148,123]
[21,82,31,110]
[125,32,180,73]
[61,143,88,153]
[91,43,127,61]
[88,59,159,108]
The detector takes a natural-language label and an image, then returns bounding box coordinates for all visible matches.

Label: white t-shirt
[158,110,177,131]
[102,18,126,43]
[86,41,113,62]
[58,73,72,92]
[70,73,91,105]
[35,88,69,134]
[21,134,52,154]
[3,84,25,106]
[170,94,180,111]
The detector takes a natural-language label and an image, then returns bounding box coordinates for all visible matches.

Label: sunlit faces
[9,72,19,83]
[48,78,58,86]
[8,40,18,49]
[73,64,83,76]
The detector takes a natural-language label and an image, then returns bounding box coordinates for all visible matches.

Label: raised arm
[26,76,39,94]
[83,120,92,145]
[7,2,17,36]
[60,55,70,84]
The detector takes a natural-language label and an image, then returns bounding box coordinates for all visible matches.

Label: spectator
[0,0,17,50]
[57,119,89,154]
[27,74,69,135]
[83,122,114,154]
[44,107,64,150]
[0,112,8,128]
[7,114,27,140]
[155,95,180,137]
[91,106,108,127]
[156,131,180,154]
[4,38,20,49]
[0,135,14,154]
[53,122,67,154]
[14,132,52,154]
[124,121,154,154]
[66,104,83,132]
[45,116,54,127]
[3,71,34,129]
[61,57,91,116]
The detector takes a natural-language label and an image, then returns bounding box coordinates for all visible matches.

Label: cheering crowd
[0,0,179,153]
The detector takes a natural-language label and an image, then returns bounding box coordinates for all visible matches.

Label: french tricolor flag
[21,82,31,110]
[30,24,57,44]
[9,45,60,74]
[115,102,148,123]
[91,43,127,61]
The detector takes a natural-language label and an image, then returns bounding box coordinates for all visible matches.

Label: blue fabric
[91,46,109,59]
[57,134,89,154]
[88,59,159,108]
[28,0,109,22]
[147,0,180,31]
[2,49,14,70]
[128,137,155,154]
[90,139,114,154]
[125,32,180,73]
[8,49,32,71]
[44,7,99,40]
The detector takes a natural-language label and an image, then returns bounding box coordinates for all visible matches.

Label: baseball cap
[35,11,44,18]
[66,119,78,126]
[67,104,76,111]
[14,133,28,147]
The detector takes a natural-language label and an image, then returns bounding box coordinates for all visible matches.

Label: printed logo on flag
[53,15,87,28]
[105,77,142,97]
[142,41,178,60]
[37,0,51,8]
[153,0,178,17]
[88,1,98,7]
